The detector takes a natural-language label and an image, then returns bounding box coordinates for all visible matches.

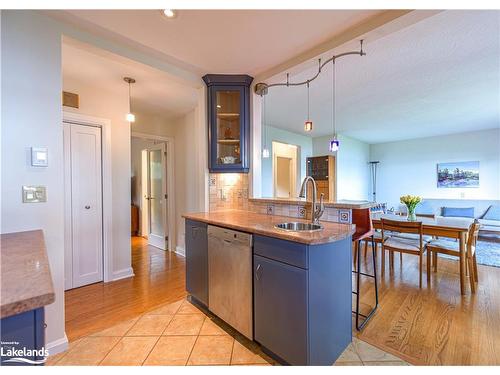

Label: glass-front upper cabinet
[203,74,253,173]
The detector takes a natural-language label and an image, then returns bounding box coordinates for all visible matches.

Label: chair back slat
[380,218,423,235]
[467,220,481,257]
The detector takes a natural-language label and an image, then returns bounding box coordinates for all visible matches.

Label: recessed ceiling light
[162,9,177,18]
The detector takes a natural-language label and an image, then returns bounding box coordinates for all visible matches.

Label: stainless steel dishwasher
[208,225,253,339]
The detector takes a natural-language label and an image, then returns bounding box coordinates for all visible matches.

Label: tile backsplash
[208,173,350,224]
[209,173,249,212]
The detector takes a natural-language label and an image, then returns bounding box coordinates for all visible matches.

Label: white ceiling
[53,9,382,76]
[62,41,198,119]
[265,10,500,143]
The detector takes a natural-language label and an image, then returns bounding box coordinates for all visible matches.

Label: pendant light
[329,60,340,152]
[261,94,270,158]
[304,81,313,132]
[124,77,136,123]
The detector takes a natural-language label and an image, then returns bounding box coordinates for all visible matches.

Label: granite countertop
[249,197,377,209]
[1,230,55,318]
[183,210,355,245]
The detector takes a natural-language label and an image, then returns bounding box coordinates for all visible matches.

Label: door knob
[85,205,91,209]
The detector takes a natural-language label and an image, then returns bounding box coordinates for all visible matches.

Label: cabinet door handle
[223,239,232,244]
[85,205,91,209]
[255,264,262,280]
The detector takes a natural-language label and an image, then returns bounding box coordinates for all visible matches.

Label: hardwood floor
[355,245,500,365]
[64,237,186,341]
[65,237,500,365]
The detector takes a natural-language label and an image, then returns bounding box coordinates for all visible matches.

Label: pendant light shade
[124,77,136,123]
[304,121,313,132]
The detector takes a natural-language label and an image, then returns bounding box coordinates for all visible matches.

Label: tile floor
[47,297,409,366]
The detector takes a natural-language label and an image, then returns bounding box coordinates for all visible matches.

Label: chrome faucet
[299,176,325,225]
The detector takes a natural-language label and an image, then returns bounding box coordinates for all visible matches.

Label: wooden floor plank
[355,246,500,365]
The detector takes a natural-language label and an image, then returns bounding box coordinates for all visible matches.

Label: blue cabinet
[202,74,253,173]
[254,254,308,365]
[185,220,208,306]
[0,308,45,366]
[253,235,352,366]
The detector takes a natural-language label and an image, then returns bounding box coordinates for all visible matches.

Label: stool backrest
[352,208,373,235]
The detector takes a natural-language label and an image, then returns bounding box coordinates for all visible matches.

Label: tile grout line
[96,333,128,366]
[97,309,151,366]
[140,335,164,366]
[185,327,203,366]
[229,336,236,365]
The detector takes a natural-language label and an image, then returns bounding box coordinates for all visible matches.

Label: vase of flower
[400,195,422,221]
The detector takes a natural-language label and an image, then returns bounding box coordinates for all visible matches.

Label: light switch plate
[22,186,47,203]
[31,147,48,167]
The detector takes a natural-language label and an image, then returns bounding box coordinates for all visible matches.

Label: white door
[275,156,292,198]
[64,123,103,289]
[145,143,168,250]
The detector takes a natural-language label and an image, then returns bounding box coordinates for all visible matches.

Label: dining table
[371,213,472,294]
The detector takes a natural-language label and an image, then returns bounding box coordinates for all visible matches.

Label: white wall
[313,134,371,200]
[1,10,66,352]
[370,128,500,209]
[132,111,177,138]
[63,76,133,278]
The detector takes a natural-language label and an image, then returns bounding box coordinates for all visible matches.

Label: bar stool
[352,208,379,331]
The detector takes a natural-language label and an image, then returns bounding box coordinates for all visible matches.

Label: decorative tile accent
[339,210,351,224]
[297,206,306,218]
[266,205,274,215]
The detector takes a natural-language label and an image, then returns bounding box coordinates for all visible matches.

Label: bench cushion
[442,206,474,218]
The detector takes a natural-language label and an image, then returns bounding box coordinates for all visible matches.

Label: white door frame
[132,131,175,252]
[63,112,113,283]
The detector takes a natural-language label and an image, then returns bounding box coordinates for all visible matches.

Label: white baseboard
[46,333,69,356]
[175,246,185,257]
[112,267,135,281]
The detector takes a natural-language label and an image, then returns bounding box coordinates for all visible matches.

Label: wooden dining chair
[381,218,430,288]
[427,220,481,293]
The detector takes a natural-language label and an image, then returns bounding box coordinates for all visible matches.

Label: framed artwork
[437,161,479,188]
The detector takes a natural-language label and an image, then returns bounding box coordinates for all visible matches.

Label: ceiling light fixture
[329,60,339,152]
[162,9,177,18]
[304,81,313,132]
[123,77,136,123]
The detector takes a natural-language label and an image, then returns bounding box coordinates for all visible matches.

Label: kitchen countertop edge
[1,230,56,319]
[248,197,377,209]
[183,210,355,245]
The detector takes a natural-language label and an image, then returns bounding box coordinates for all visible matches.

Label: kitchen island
[183,210,355,366]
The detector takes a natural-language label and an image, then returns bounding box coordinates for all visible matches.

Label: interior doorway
[272,141,298,198]
[131,133,175,251]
